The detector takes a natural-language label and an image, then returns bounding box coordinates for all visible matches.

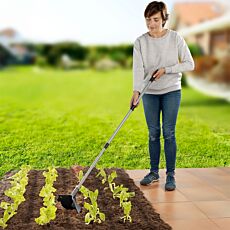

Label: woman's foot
[165,172,176,191]
[140,171,159,186]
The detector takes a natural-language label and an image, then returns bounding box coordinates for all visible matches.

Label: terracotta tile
[212,218,230,230]
[166,219,219,230]
[179,186,228,201]
[128,168,230,228]
[217,167,230,175]
[212,184,230,199]
[187,168,230,186]
[174,172,205,189]
[130,168,230,228]
[143,187,188,203]
[187,168,229,177]
[209,168,230,176]
[194,201,230,218]
[205,176,230,187]
[153,202,207,220]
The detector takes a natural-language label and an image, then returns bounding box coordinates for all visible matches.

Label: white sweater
[133,29,195,94]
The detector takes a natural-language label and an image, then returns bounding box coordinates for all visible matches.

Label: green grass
[0,66,229,177]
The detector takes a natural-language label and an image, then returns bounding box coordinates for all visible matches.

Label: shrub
[35,55,48,67]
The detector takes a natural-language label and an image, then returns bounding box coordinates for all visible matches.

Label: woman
[130,1,194,191]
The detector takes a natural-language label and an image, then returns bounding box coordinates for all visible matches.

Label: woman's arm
[165,34,195,74]
[133,39,145,93]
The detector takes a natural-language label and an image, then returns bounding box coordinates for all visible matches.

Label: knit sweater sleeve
[165,34,195,74]
[132,39,145,92]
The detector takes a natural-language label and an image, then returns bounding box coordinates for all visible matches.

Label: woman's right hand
[130,91,140,108]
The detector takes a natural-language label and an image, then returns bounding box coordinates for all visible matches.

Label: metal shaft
[71,75,156,197]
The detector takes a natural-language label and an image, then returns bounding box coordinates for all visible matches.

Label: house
[169,1,230,101]
[169,1,229,56]
[0,28,35,67]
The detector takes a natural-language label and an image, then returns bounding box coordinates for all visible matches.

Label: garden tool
[58,69,159,213]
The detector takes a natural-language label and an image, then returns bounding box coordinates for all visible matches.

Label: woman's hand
[153,68,165,80]
[130,91,140,108]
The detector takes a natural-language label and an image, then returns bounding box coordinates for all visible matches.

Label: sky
[0,0,229,45]
[1,0,159,45]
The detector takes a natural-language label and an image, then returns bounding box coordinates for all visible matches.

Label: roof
[0,28,17,37]
[179,12,230,37]
[172,1,225,26]
[0,28,28,45]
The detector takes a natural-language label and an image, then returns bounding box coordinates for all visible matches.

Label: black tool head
[57,194,82,213]
[57,195,75,210]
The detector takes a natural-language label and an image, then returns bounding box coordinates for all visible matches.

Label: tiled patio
[126,167,230,230]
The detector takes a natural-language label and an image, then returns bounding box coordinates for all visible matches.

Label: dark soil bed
[0,167,171,229]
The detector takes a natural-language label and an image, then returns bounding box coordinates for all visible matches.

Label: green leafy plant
[117,189,135,207]
[76,170,83,181]
[0,165,31,229]
[109,183,124,199]
[96,167,107,184]
[77,169,135,224]
[83,189,105,225]
[106,170,135,223]
[120,201,132,223]
[35,167,58,225]
[108,171,117,184]
[76,170,105,225]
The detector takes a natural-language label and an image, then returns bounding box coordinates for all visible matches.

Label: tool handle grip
[130,69,158,110]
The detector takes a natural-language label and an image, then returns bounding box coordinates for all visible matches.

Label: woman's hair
[144,1,169,27]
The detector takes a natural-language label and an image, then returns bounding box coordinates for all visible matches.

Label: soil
[0,166,172,230]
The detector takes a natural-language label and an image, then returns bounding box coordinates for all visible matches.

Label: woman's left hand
[153,68,165,80]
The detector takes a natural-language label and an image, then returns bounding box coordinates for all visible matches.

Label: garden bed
[0,167,171,229]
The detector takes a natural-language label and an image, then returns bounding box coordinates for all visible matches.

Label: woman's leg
[142,94,161,172]
[161,90,181,174]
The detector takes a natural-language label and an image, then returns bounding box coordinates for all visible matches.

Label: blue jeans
[142,90,181,174]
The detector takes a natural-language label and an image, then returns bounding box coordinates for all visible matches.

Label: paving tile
[212,184,230,200]
[143,187,188,203]
[173,172,205,189]
[127,168,230,229]
[211,218,230,230]
[204,175,230,187]
[194,201,230,218]
[152,202,207,220]
[187,168,229,177]
[166,219,220,230]
[217,167,230,175]
[178,186,228,201]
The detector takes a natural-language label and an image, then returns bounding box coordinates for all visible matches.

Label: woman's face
[145,12,164,33]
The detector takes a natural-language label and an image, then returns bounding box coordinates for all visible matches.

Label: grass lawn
[0,67,229,177]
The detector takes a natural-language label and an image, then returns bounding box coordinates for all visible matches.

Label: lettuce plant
[0,165,31,229]
[96,167,107,184]
[83,189,105,225]
[107,170,135,223]
[35,167,58,225]
[120,201,132,223]
[77,170,105,225]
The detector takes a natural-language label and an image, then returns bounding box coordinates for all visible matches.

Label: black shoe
[165,172,176,191]
[140,171,159,186]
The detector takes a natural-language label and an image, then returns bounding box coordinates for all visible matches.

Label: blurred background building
[169,1,230,101]
[170,1,229,56]
[0,28,35,67]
